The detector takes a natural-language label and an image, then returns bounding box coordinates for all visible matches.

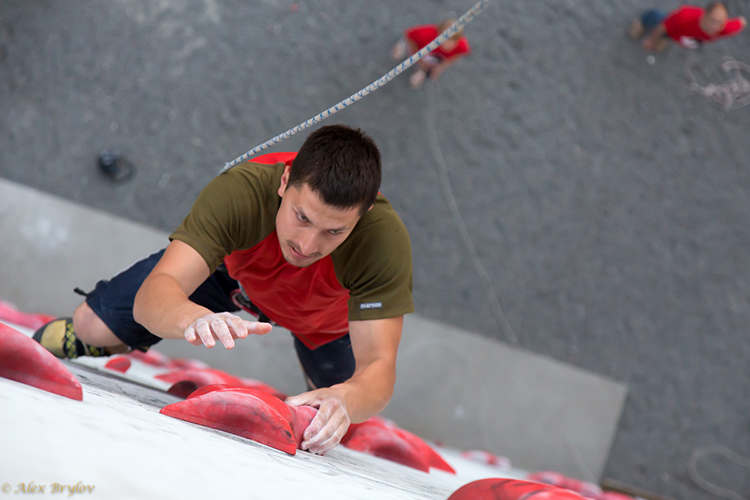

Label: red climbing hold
[460,450,512,468]
[127,349,173,368]
[169,357,209,370]
[344,422,430,472]
[596,492,636,500]
[0,323,83,401]
[166,380,201,399]
[104,356,132,373]
[526,472,638,500]
[0,300,56,330]
[526,472,602,498]
[160,386,317,455]
[157,367,243,386]
[185,385,309,445]
[161,387,295,453]
[447,478,586,500]
[238,377,288,400]
[156,367,286,400]
[341,417,455,474]
[392,426,455,473]
[289,404,317,448]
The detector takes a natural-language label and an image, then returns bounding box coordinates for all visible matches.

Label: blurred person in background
[391,19,471,89]
[629,2,746,52]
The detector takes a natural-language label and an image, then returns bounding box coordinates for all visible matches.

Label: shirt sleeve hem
[348,303,415,322]
[169,231,222,273]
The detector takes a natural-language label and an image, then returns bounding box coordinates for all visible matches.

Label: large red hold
[341,416,455,474]
[160,386,317,454]
[447,478,587,500]
[184,385,308,445]
[0,322,83,401]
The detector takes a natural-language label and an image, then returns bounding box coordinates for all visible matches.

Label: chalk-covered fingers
[183,312,272,349]
[287,389,351,455]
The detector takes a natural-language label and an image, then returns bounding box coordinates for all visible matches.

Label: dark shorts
[640,9,667,29]
[294,334,356,390]
[85,248,355,388]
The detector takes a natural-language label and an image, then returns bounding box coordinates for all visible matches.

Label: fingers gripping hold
[296,396,351,455]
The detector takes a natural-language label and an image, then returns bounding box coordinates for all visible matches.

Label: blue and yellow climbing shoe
[33,318,106,359]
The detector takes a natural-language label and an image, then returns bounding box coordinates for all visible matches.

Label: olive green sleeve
[333,196,414,322]
[169,163,282,273]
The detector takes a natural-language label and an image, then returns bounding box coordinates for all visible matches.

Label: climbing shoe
[33,318,106,359]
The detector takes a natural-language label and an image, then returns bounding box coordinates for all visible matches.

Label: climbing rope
[425,80,601,484]
[219,0,494,174]
[424,82,519,347]
[685,55,750,112]
[689,445,750,500]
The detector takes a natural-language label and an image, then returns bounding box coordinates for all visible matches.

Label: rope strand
[219,0,493,174]
[689,445,750,500]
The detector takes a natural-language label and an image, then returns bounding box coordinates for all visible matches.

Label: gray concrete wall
[0,178,626,480]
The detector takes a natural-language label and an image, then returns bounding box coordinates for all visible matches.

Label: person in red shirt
[629,2,746,52]
[33,125,414,455]
[391,19,471,89]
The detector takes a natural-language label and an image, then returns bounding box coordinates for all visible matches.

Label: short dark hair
[705,1,726,13]
[288,125,381,215]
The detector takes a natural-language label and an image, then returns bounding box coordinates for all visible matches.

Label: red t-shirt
[405,24,471,61]
[224,230,351,348]
[664,6,744,46]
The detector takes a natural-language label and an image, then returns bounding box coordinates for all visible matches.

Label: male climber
[34,125,414,455]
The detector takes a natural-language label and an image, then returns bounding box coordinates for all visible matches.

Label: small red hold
[0,323,83,401]
[447,478,587,500]
[160,387,317,455]
[169,357,209,370]
[527,472,602,498]
[596,492,636,500]
[127,349,173,368]
[461,450,512,468]
[290,4,299,12]
[0,300,56,330]
[104,356,132,373]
